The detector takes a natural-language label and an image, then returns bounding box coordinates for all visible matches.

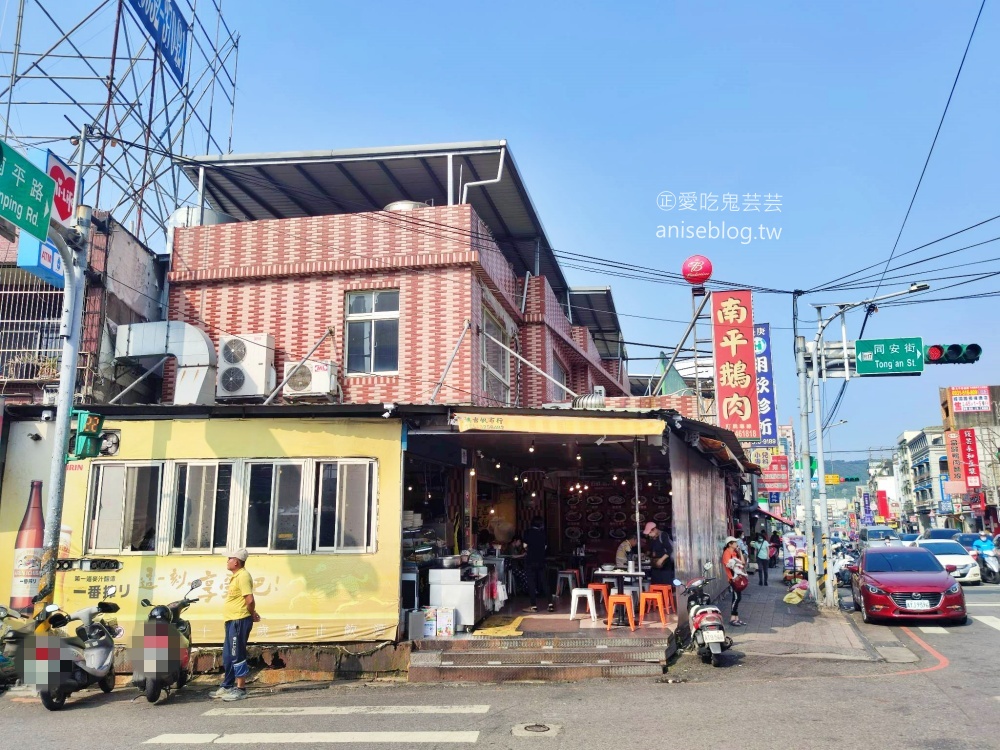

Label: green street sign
[855,337,924,376]
[0,139,54,242]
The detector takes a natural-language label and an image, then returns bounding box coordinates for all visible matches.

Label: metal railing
[0,268,64,381]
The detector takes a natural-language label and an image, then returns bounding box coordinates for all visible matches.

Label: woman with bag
[723,536,748,626]
[752,532,770,586]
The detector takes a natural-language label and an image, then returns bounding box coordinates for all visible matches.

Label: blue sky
[225,1,997,455]
[8,2,999,456]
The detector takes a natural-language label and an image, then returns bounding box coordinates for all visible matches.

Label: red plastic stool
[588,582,610,614]
[606,594,636,631]
[638,591,667,626]
[648,584,677,615]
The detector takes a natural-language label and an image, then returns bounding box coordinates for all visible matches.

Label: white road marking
[145,736,218,745]
[213,731,480,744]
[918,626,948,634]
[204,705,491,716]
[972,615,1000,632]
[965,603,1000,607]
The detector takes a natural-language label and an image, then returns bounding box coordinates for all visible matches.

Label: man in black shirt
[643,521,674,585]
[522,516,554,612]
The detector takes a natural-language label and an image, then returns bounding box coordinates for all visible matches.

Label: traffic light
[68,410,104,461]
[923,344,981,364]
[840,476,861,483]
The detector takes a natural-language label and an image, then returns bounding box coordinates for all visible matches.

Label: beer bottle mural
[10,480,45,611]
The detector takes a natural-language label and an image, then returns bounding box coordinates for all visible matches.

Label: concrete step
[414,634,674,652]
[408,652,666,683]
[437,648,668,666]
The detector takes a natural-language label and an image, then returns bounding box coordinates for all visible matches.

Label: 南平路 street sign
[854,337,923,376]
[0,139,54,242]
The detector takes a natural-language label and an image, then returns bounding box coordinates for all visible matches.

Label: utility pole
[811,345,835,607]
[793,293,818,602]
[34,206,92,614]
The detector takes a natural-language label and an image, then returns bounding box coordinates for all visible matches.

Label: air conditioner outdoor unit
[281,360,341,401]
[216,333,275,399]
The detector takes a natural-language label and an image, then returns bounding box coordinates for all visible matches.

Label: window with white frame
[552,355,569,400]
[171,463,233,552]
[345,290,399,374]
[245,463,303,551]
[314,461,377,552]
[87,463,162,553]
[481,309,510,405]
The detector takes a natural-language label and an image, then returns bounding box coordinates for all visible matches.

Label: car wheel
[861,599,873,624]
[852,591,861,612]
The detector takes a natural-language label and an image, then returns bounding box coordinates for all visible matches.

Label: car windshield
[867,529,897,540]
[954,534,979,547]
[864,551,943,573]
[901,534,918,541]
[919,541,969,556]
[925,529,958,539]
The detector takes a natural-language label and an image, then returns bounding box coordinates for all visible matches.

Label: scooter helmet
[149,605,171,622]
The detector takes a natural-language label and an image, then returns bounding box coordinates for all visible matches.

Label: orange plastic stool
[648,584,676,615]
[638,591,667,626]
[588,582,610,614]
[606,594,636,631]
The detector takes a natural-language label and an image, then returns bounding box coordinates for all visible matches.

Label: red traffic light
[925,344,945,362]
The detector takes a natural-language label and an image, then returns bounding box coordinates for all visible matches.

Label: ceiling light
[407,485,413,491]
[583,484,589,490]
[531,491,537,498]
[576,453,581,461]
[647,482,653,487]
[495,462,501,469]
[613,474,618,481]
[621,480,627,486]
[469,468,476,476]
[529,441,535,453]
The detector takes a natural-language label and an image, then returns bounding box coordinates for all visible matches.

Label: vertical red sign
[959,428,981,490]
[711,290,759,440]
[876,490,889,518]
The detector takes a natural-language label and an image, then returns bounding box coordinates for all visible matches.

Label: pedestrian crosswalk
[144,705,488,745]
[918,615,1000,634]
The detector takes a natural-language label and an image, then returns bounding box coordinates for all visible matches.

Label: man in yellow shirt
[210,548,259,701]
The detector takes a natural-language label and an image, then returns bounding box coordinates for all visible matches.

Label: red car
[849,546,966,625]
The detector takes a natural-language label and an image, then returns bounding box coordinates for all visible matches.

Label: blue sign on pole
[750,323,778,447]
[768,492,781,505]
[862,492,874,525]
[127,0,189,85]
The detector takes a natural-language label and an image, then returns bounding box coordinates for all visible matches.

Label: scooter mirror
[104,586,117,598]
[140,599,152,607]
[190,579,203,589]
[672,579,683,587]
[0,606,8,619]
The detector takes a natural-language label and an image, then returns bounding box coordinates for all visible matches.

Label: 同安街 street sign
[854,337,924,376]
[0,139,55,242]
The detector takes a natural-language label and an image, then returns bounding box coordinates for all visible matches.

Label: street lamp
[809,420,847,439]
[795,282,929,607]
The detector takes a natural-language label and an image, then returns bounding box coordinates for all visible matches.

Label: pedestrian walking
[523,516,554,612]
[722,536,747,627]
[752,532,770,585]
[768,530,781,568]
[211,548,259,701]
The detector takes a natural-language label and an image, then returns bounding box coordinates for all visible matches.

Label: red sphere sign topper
[682,255,713,284]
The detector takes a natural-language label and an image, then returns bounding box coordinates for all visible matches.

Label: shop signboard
[824,474,840,485]
[945,431,965,485]
[950,386,990,413]
[960,428,981,489]
[862,492,873,525]
[760,455,789,492]
[711,290,759,441]
[938,497,954,514]
[876,490,889,518]
[750,323,777,446]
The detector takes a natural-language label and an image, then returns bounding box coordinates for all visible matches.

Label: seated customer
[615,533,638,569]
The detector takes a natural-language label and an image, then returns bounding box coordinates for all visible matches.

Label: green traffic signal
[67,410,105,461]
[923,344,981,364]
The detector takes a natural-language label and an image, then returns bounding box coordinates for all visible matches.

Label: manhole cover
[512,723,562,737]
[524,725,550,733]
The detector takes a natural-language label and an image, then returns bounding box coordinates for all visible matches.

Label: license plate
[905,599,931,611]
[703,630,726,643]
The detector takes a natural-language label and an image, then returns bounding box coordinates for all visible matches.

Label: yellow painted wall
[0,417,403,644]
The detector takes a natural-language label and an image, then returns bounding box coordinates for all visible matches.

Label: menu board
[561,478,672,561]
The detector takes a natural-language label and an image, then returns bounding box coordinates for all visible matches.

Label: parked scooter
[132,579,201,702]
[19,587,120,710]
[674,562,733,667]
[1,601,77,694]
[979,548,1000,584]
[831,544,859,588]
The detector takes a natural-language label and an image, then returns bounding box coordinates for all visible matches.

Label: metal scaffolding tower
[0,0,239,251]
